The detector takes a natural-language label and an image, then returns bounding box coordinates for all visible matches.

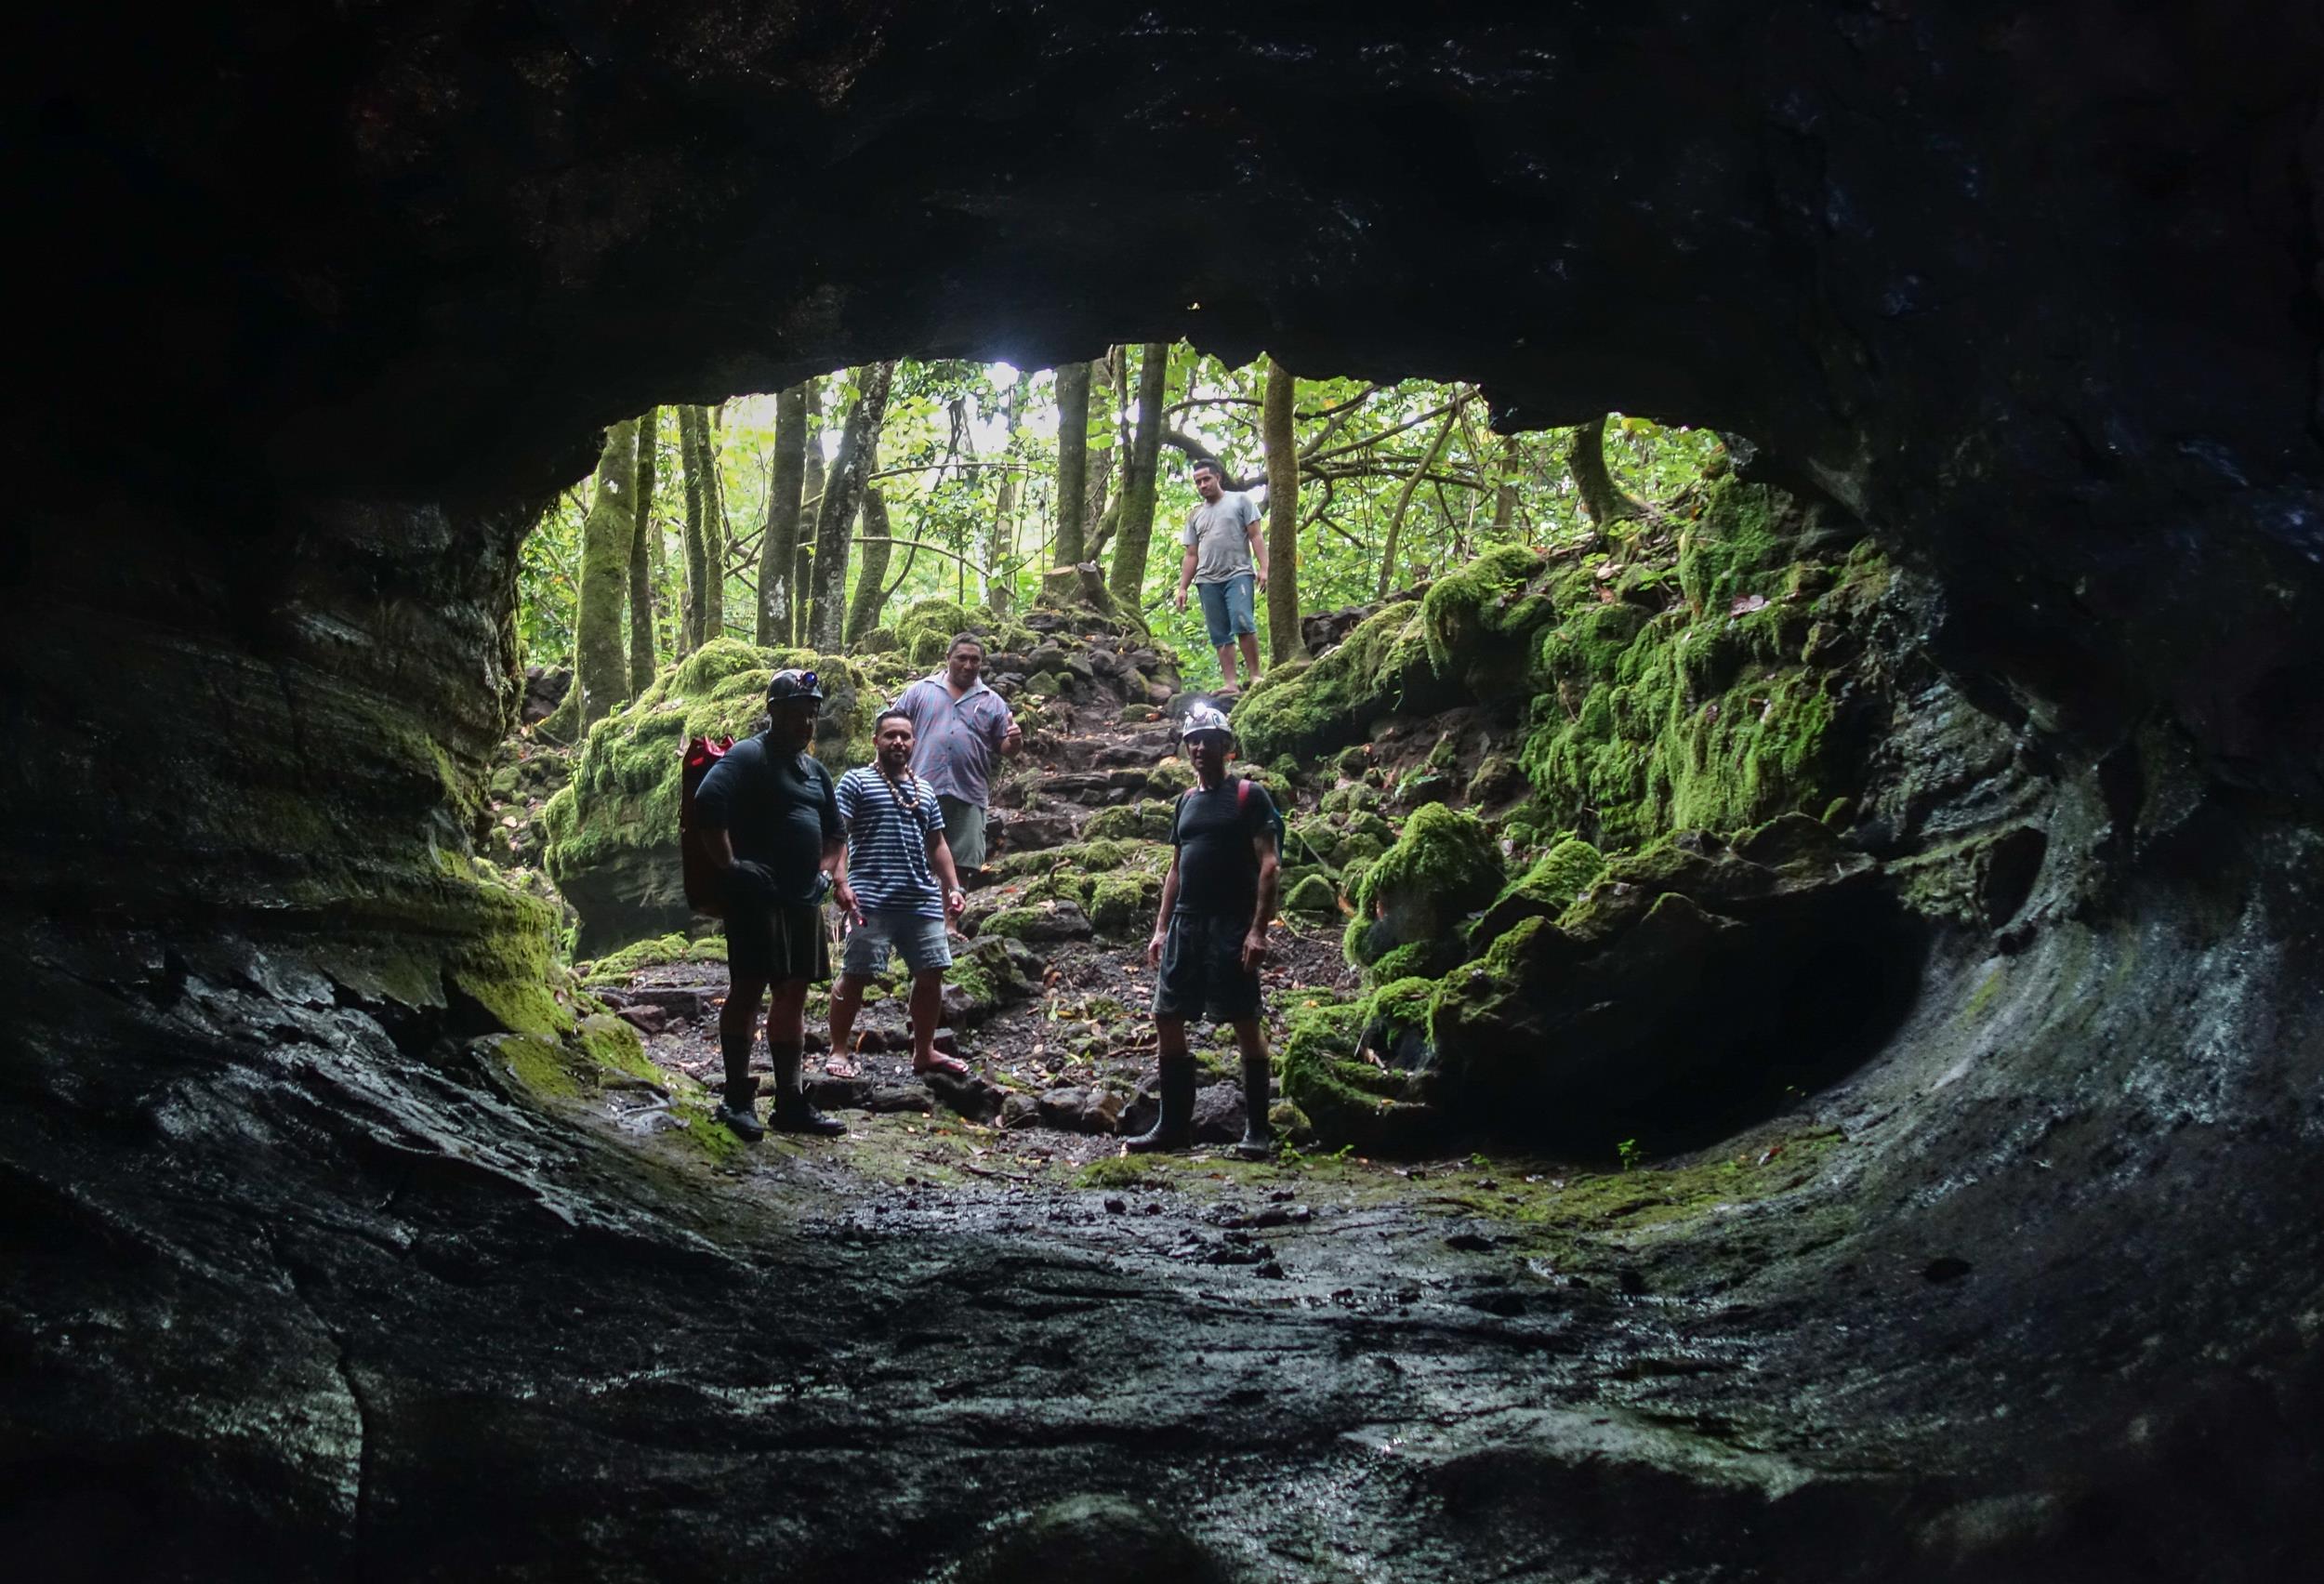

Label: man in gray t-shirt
[1172,457,1270,690]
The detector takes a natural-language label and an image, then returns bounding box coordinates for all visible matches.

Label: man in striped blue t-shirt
[829,709,971,1078]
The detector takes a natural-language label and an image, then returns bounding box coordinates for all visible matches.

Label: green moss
[542,639,882,904]
[578,931,726,986]
[1366,943,1436,983]
[1518,484,1879,851]
[1076,1155,1155,1190]
[577,1011,657,1083]
[1145,757,1195,796]
[442,866,573,1037]
[1084,801,1177,843]
[1365,975,1438,1037]
[991,837,1149,880]
[496,1033,581,1097]
[1496,837,1606,913]
[1235,603,1442,763]
[1278,999,1436,1154]
[1089,873,1159,932]
[1350,805,1503,980]
[980,906,1044,940]
[1284,874,1338,916]
[1419,544,1552,680]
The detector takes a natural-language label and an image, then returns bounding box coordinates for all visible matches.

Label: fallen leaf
[1730,593,1767,615]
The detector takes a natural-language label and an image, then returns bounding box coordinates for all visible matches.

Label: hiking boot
[717,1078,766,1142]
[771,1085,846,1138]
[1124,1056,1195,1154]
[1235,1051,1275,1161]
[765,1038,844,1137]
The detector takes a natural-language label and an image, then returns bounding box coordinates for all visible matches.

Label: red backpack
[680,734,734,916]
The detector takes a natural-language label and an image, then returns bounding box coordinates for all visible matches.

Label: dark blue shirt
[693,734,842,904]
[1170,777,1278,920]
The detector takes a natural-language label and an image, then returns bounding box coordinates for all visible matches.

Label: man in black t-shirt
[692,668,847,1141]
[1126,702,1282,1159]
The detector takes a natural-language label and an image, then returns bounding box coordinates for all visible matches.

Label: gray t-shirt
[1182,491,1261,585]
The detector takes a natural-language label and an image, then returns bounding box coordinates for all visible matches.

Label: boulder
[1343,804,1505,980]
[981,900,1092,944]
[540,640,881,954]
[1428,818,1903,1142]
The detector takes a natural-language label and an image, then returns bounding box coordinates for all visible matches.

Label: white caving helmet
[1180,700,1236,746]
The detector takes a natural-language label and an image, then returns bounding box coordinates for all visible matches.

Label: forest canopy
[517,345,1725,701]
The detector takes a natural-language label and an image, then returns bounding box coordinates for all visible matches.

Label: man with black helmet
[1125,701,1282,1159]
[691,667,848,1140]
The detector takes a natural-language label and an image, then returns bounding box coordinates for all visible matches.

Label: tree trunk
[797,377,825,636]
[1493,435,1520,537]
[1107,341,1172,606]
[1377,397,1465,602]
[1083,348,1117,550]
[1261,355,1304,666]
[805,362,895,652]
[574,418,638,728]
[759,383,808,645]
[1570,415,1644,528]
[845,481,892,643]
[627,406,658,693]
[699,404,728,641]
[986,370,1028,614]
[676,404,708,653]
[1052,361,1090,565]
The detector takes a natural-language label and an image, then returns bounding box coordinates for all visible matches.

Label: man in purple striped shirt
[891,633,1021,872]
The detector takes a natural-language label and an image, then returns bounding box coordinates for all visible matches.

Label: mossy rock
[1025,671,1063,697]
[1360,975,1440,1073]
[1284,874,1339,917]
[1285,814,1341,867]
[1419,544,1558,688]
[1464,754,1527,807]
[1515,477,1881,851]
[1319,782,1383,816]
[980,900,1093,943]
[1089,873,1160,933]
[860,626,900,654]
[1084,801,1178,843]
[1421,820,1902,1147]
[948,934,1046,1021]
[1471,837,1607,946]
[989,837,1145,881]
[1279,1000,1441,1155]
[541,639,880,955]
[1350,804,1504,975]
[578,931,728,986]
[1235,604,1447,763]
[1145,757,1195,796]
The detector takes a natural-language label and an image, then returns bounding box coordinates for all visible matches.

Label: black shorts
[1151,913,1261,1024]
[725,901,832,984]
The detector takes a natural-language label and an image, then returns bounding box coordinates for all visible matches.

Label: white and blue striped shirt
[836,766,947,918]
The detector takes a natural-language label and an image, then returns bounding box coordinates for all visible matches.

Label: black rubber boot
[715,1027,765,1142]
[768,1040,845,1138]
[1124,1056,1196,1154]
[1235,1051,1275,1161]
[716,1076,766,1142]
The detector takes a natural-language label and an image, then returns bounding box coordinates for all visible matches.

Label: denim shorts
[840,907,954,979]
[1195,572,1259,648]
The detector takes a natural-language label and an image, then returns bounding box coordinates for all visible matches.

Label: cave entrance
[489,344,1921,1216]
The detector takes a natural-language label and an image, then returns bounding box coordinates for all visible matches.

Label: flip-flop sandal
[824,1057,861,1079]
[913,1056,972,1082]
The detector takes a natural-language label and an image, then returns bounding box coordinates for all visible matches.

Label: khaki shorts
[939,795,987,871]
